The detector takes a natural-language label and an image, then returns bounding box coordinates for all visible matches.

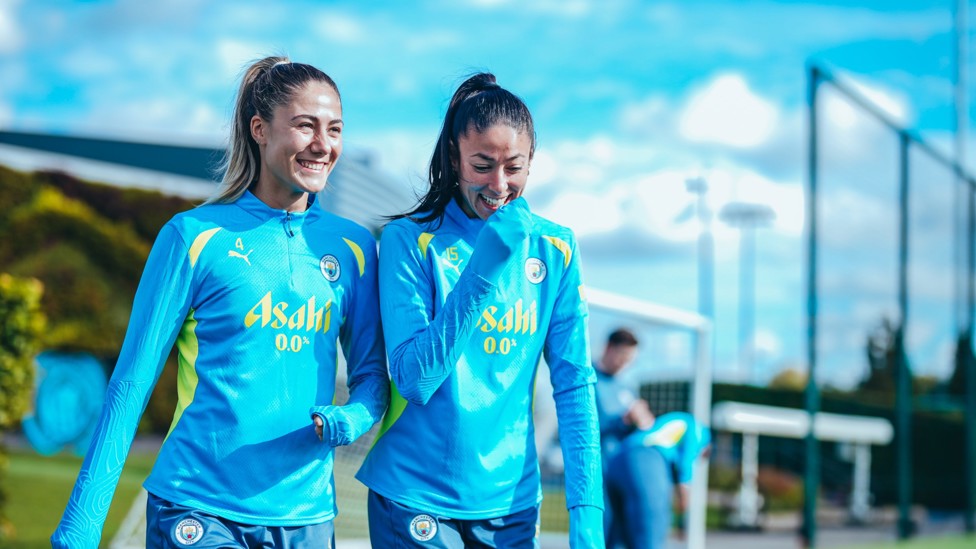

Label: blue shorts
[146,492,335,548]
[366,490,539,548]
[604,446,673,549]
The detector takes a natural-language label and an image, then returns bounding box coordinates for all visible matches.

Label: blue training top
[357,199,603,520]
[594,367,641,466]
[624,412,711,484]
[52,191,389,548]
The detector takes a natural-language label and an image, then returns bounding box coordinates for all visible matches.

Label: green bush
[0,166,36,220]
[708,462,741,492]
[0,187,150,287]
[38,170,196,241]
[0,164,194,435]
[9,244,129,355]
[0,189,149,356]
[757,466,804,511]
[0,273,46,543]
[0,274,46,428]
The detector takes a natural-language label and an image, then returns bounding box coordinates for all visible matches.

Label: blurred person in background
[356,72,604,548]
[593,327,656,546]
[594,328,655,458]
[604,412,711,549]
[51,55,389,548]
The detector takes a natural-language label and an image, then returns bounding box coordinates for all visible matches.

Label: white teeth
[298,160,324,171]
[481,194,504,206]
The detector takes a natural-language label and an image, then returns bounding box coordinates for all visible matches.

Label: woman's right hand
[467,197,533,281]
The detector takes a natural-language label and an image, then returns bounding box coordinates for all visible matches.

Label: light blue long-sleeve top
[52,191,389,548]
[357,199,603,531]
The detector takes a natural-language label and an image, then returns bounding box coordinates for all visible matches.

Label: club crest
[409,514,437,542]
[174,518,204,545]
[320,254,341,282]
[524,257,547,284]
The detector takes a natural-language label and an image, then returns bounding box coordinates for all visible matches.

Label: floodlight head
[719,201,776,227]
[685,176,708,194]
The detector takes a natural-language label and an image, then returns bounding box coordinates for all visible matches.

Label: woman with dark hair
[52,55,389,548]
[357,72,604,548]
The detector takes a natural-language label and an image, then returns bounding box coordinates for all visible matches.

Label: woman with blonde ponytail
[52,55,389,549]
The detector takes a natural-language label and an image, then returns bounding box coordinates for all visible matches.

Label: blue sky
[0,0,970,389]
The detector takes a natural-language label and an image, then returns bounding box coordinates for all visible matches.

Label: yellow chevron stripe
[543,235,572,267]
[166,309,200,442]
[343,237,366,277]
[643,421,688,448]
[188,227,221,267]
[371,381,408,448]
[418,232,435,260]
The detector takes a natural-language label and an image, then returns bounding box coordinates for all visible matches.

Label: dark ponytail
[393,72,535,225]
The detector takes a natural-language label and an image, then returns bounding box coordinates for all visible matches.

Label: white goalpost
[583,287,713,549]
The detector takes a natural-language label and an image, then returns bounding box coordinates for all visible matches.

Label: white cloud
[536,191,624,236]
[0,0,24,54]
[388,73,421,96]
[520,70,926,281]
[651,3,949,59]
[313,11,366,44]
[0,61,24,110]
[0,100,11,127]
[754,328,783,358]
[528,127,806,253]
[525,149,557,188]
[404,30,462,53]
[914,334,957,379]
[510,66,955,386]
[79,97,224,144]
[464,0,593,17]
[618,95,671,138]
[644,3,680,26]
[826,71,913,128]
[794,6,948,44]
[573,79,634,102]
[532,135,630,191]
[354,128,437,192]
[59,48,120,79]
[216,39,272,81]
[679,73,780,149]
[105,0,207,25]
[629,169,712,241]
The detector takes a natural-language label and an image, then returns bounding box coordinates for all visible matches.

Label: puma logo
[228,249,253,266]
[441,256,461,275]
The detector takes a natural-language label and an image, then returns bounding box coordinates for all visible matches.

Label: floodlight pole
[803,63,822,549]
[956,0,970,333]
[721,202,775,386]
[966,137,976,536]
[895,132,914,540]
[686,176,715,320]
[956,0,976,533]
[808,58,976,547]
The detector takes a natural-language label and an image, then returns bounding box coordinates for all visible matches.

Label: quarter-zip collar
[236,190,319,236]
[445,196,485,234]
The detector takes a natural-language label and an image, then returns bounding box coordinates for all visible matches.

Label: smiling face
[452,123,532,220]
[250,80,343,211]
